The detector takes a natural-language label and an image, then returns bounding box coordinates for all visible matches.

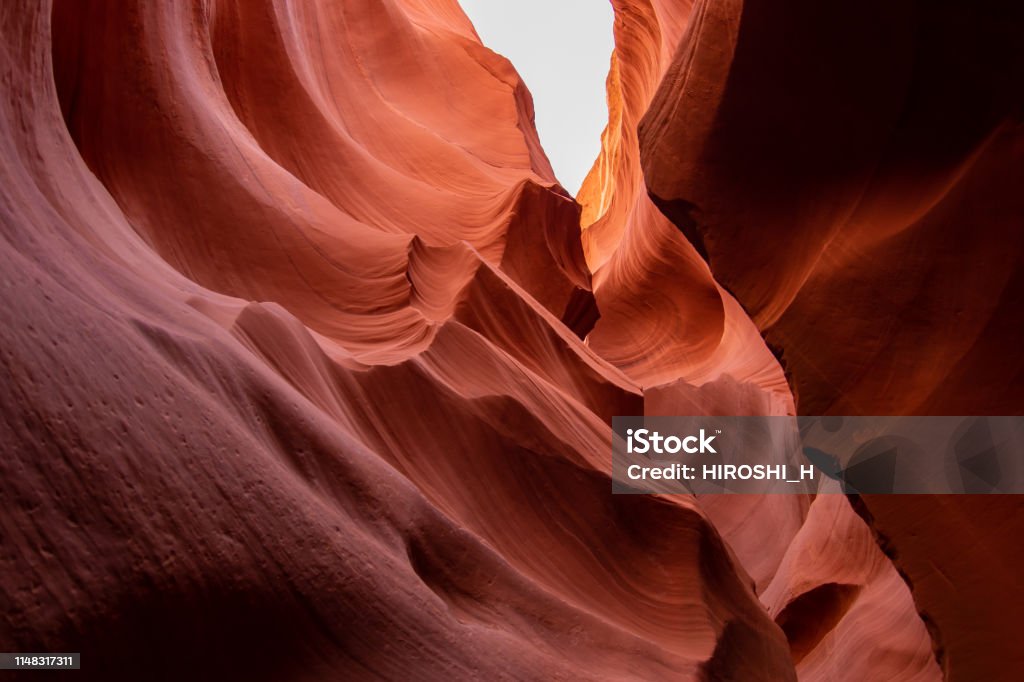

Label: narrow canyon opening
[459,0,614,196]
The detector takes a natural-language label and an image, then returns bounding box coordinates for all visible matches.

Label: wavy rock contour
[0,0,1017,680]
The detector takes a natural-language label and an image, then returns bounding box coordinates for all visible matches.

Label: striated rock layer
[638,1,1024,679]
[578,0,790,399]
[4,1,785,679]
[0,0,1016,680]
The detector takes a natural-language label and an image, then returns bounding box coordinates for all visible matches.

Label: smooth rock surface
[1,1,1015,680]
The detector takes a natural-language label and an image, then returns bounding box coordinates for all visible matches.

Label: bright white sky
[459,0,615,195]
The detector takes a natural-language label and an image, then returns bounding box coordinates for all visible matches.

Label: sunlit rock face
[0,0,1015,680]
[577,1,791,407]
[576,2,948,680]
[638,1,1024,679]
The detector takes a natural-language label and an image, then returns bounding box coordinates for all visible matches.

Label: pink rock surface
[0,0,1015,680]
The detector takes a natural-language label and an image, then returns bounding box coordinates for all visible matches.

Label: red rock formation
[640,0,1024,417]
[639,1,1024,679]
[579,0,790,399]
[4,1,790,679]
[0,0,1016,680]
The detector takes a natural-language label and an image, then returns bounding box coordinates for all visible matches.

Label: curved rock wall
[0,0,1016,679]
[639,1,1024,679]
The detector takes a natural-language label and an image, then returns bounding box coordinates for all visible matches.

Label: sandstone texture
[0,1,1018,680]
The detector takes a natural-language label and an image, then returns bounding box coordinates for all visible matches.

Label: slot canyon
[1,1,1021,680]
